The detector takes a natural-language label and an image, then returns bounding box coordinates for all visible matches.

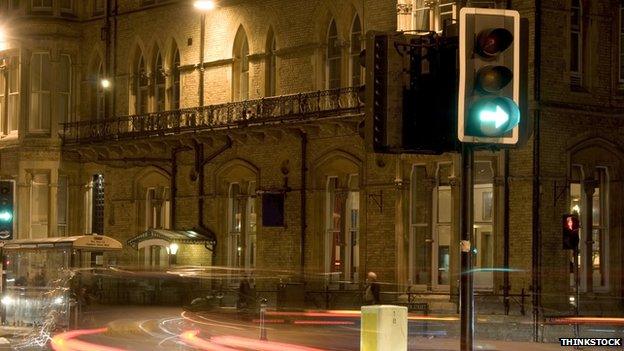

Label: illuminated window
[7,56,18,134]
[326,19,341,89]
[0,69,5,135]
[409,165,429,286]
[146,187,170,230]
[246,182,257,270]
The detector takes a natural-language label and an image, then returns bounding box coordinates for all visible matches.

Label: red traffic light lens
[476,65,512,93]
[476,28,513,57]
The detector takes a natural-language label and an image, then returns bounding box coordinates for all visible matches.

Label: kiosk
[0,235,122,329]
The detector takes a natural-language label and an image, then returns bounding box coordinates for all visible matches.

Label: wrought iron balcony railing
[60,87,363,145]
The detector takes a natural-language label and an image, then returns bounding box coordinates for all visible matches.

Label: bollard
[259,298,268,341]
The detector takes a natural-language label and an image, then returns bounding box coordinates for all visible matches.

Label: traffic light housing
[458,8,521,144]
[0,180,14,240]
[363,31,407,153]
[363,31,459,154]
[562,213,580,250]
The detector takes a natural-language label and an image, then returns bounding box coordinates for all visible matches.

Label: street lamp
[193,1,216,107]
[100,78,111,89]
[168,242,179,265]
[193,0,215,10]
[0,28,7,51]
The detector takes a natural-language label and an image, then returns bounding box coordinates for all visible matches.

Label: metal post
[573,248,580,338]
[259,298,267,341]
[198,12,206,107]
[460,144,474,351]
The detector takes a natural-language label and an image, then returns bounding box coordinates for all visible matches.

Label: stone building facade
[0,0,622,315]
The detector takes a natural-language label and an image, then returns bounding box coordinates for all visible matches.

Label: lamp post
[194,1,215,107]
[168,243,179,266]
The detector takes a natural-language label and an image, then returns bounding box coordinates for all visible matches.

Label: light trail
[180,311,246,330]
[50,328,127,351]
[548,317,624,325]
[210,335,329,351]
[179,330,240,351]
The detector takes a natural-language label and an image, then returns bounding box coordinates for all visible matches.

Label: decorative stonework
[396,3,412,15]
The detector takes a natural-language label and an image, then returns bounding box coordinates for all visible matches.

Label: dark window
[92,174,105,235]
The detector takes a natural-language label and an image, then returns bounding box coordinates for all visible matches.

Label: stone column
[49,168,59,237]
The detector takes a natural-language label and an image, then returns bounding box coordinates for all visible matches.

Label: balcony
[60,87,363,145]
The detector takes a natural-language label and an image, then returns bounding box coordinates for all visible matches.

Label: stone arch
[311,150,362,188]
[134,167,171,199]
[214,158,259,194]
[567,137,624,180]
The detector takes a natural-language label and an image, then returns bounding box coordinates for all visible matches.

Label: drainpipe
[104,0,112,119]
[300,133,308,277]
[532,0,543,342]
[194,137,233,257]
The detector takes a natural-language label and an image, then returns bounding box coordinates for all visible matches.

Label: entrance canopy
[0,235,123,251]
[127,228,216,250]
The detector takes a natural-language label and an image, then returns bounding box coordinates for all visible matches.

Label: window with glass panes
[350,15,362,87]
[29,52,51,132]
[0,69,5,135]
[93,0,104,15]
[57,175,68,236]
[136,55,148,114]
[412,0,431,31]
[327,20,341,89]
[31,173,50,238]
[228,183,243,268]
[410,165,429,286]
[31,0,52,10]
[570,0,582,86]
[592,168,608,289]
[58,55,71,124]
[154,52,165,112]
[7,56,19,134]
[171,49,180,109]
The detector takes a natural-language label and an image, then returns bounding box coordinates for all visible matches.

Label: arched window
[326,19,341,89]
[350,14,363,87]
[90,57,105,120]
[570,0,582,86]
[170,47,180,110]
[153,50,165,112]
[134,54,148,114]
[265,28,277,97]
[233,27,250,101]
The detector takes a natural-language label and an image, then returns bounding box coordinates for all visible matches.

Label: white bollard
[361,305,408,351]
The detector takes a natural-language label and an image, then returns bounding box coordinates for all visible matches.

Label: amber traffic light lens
[476,65,513,93]
[476,28,513,57]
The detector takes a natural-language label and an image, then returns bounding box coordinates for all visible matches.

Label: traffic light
[562,213,580,250]
[0,181,14,240]
[363,31,459,154]
[363,31,409,153]
[458,8,521,144]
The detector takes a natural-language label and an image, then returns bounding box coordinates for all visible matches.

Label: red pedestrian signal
[562,214,580,250]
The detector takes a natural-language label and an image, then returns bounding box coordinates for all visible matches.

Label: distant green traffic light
[467,97,520,137]
[0,210,12,222]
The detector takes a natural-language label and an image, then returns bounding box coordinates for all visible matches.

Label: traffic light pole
[460,144,474,351]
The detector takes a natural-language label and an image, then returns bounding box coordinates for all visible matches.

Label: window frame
[154,51,165,112]
[350,14,363,87]
[326,19,342,90]
[30,172,50,238]
[29,52,52,133]
[570,0,582,86]
[58,54,71,125]
[31,0,52,12]
[619,3,624,84]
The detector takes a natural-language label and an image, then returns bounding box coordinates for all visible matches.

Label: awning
[0,235,123,251]
[127,228,216,250]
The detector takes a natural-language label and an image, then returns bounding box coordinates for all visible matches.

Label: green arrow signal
[479,105,509,128]
[0,211,12,222]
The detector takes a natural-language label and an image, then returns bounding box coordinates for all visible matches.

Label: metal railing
[60,87,363,145]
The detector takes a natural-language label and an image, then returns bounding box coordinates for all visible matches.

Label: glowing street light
[169,242,179,255]
[100,78,111,89]
[193,0,215,11]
